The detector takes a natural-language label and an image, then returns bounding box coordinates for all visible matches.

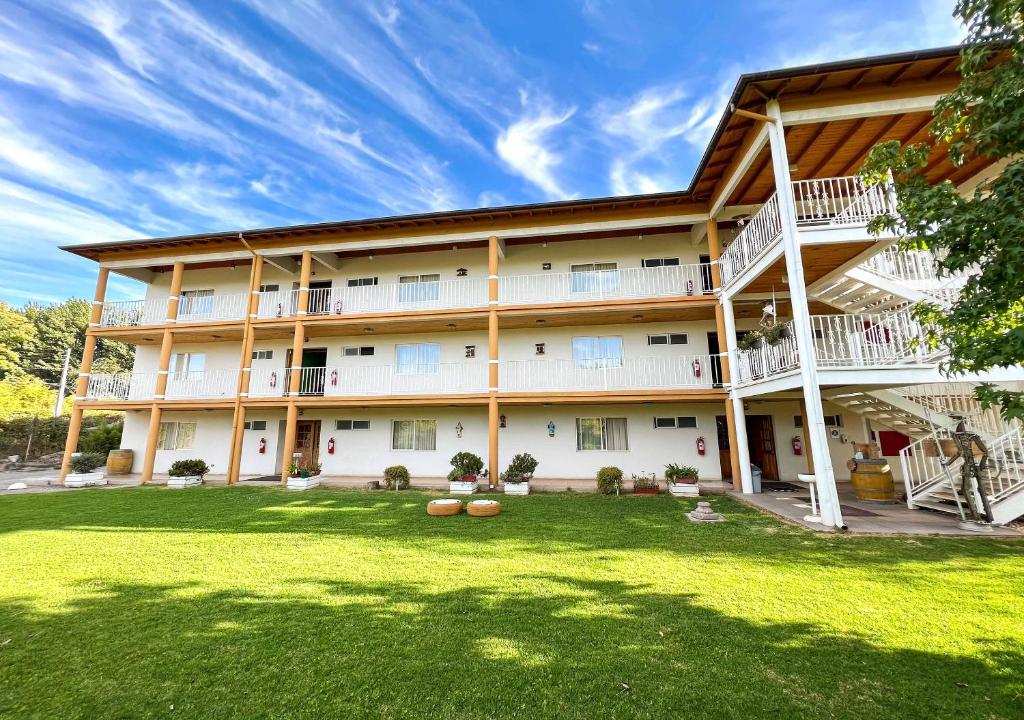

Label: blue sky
[0,0,962,305]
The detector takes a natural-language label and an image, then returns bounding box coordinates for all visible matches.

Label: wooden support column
[140,406,163,483]
[279,252,311,484]
[60,268,109,484]
[296,251,313,316]
[487,235,500,484]
[167,261,185,322]
[227,257,263,484]
[280,403,299,484]
[708,220,743,490]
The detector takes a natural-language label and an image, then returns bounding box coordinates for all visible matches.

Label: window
[824,414,843,427]
[343,346,375,357]
[572,336,623,369]
[570,262,619,294]
[642,257,680,268]
[244,420,268,431]
[179,289,214,317]
[647,333,688,346]
[251,350,273,360]
[398,274,441,302]
[391,419,437,450]
[347,277,378,287]
[654,416,698,429]
[169,352,205,378]
[576,417,628,451]
[259,283,280,293]
[396,343,440,374]
[336,419,370,430]
[158,421,197,450]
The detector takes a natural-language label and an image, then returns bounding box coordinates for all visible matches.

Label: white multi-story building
[60,46,1024,528]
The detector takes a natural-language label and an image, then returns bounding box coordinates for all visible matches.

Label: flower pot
[504,481,530,495]
[669,482,700,497]
[167,475,203,488]
[449,479,478,495]
[633,487,659,495]
[287,474,321,490]
[64,472,107,488]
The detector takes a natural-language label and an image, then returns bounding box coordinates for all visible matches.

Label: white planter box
[449,480,478,495]
[669,482,699,497]
[65,472,107,488]
[504,482,530,495]
[287,475,321,491]
[168,475,203,489]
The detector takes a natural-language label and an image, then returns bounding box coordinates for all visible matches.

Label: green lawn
[0,487,1022,719]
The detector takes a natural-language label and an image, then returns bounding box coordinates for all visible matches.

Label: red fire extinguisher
[686,279,694,296]
[258,438,267,454]
[269,371,277,388]
[792,436,803,456]
[327,438,335,455]
[333,300,343,314]
[692,358,701,378]
[330,369,338,387]
[696,436,706,456]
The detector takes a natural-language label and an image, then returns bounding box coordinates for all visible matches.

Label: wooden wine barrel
[849,458,895,502]
[106,449,134,475]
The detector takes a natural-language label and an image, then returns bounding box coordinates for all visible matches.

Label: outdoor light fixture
[456,267,468,276]
[499,414,507,428]
[547,421,556,437]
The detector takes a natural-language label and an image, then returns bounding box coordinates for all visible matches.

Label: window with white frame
[391,419,437,450]
[347,277,378,287]
[576,417,628,451]
[259,283,279,293]
[824,414,843,427]
[343,346,375,357]
[158,421,197,450]
[642,257,680,268]
[396,343,440,374]
[572,336,623,369]
[570,262,619,294]
[336,419,370,430]
[398,274,440,302]
[647,333,688,346]
[179,289,214,317]
[243,420,268,431]
[251,350,273,360]
[169,352,205,379]
[654,416,697,429]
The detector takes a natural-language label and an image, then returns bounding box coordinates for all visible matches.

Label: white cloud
[496,97,577,199]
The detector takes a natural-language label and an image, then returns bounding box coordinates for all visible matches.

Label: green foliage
[383,465,410,490]
[500,453,539,483]
[447,451,484,481]
[861,1,1024,420]
[666,463,699,482]
[736,331,762,351]
[760,323,792,346]
[0,375,57,420]
[596,466,623,494]
[169,459,211,478]
[78,420,123,457]
[632,473,660,491]
[0,302,36,379]
[0,413,120,460]
[70,452,105,474]
[287,459,321,478]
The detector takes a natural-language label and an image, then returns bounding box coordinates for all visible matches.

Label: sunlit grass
[0,487,1021,719]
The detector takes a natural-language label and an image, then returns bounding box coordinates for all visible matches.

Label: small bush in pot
[287,460,321,479]
[383,465,410,490]
[596,466,623,495]
[665,463,699,484]
[168,459,210,479]
[447,452,484,481]
[760,322,792,345]
[70,452,106,474]
[501,453,538,483]
[632,472,660,494]
[736,331,763,351]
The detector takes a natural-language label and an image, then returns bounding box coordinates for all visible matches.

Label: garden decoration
[427,499,463,516]
[687,501,725,523]
[467,499,501,517]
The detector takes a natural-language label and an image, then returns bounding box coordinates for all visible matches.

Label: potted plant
[665,463,700,496]
[286,459,322,490]
[383,465,410,490]
[167,459,210,488]
[737,331,763,351]
[501,453,538,495]
[64,452,107,488]
[761,322,792,345]
[596,466,623,495]
[447,452,484,494]
[632,472,660,495]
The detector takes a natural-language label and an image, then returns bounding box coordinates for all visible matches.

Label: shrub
[736,331,762,351]
[70,452,105,474]
[79,420,123,457]
[169,459,211,478]
[760,322,792,345]
[500,453,539,483]
[286,459,320,478]
[447,451,484,481]
[665,463,699,483]
[383,465,410,490]
[596,466,623,495]
[632,473,660,491]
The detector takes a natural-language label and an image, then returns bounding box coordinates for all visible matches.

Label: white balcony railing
[734,331,800,386]
[247,367,287,397]
[176,292,248,323]
[293,364,488,397]
[500,355,715,392]
[99,299,167,327]
[720,176,897,287]
[499,264,713,306]
[257,279,488,319]
[86,372,157,401]
[861,246,970,307]
[163,369,239,399]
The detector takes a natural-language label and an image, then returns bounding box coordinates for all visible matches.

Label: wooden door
[295,420,321,467]
[716,415,732,481]
[746,415,779,482]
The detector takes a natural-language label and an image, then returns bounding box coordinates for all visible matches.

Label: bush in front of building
[70,452,106,474]
[596,466,623,494]
[78,420,123,457]
[383,465,410,490]
[501,453,539,483]
[168,459,211,479]
[447,452,484,481]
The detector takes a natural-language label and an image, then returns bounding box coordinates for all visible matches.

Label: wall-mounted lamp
[547,421,556,437]
[456,267,468,277]
[499,414,507,428]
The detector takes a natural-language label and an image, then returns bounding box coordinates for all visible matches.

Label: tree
[21,299,133,384]
[0,302,36,380]
[0,375,56,421]
[861,0,1024,421]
